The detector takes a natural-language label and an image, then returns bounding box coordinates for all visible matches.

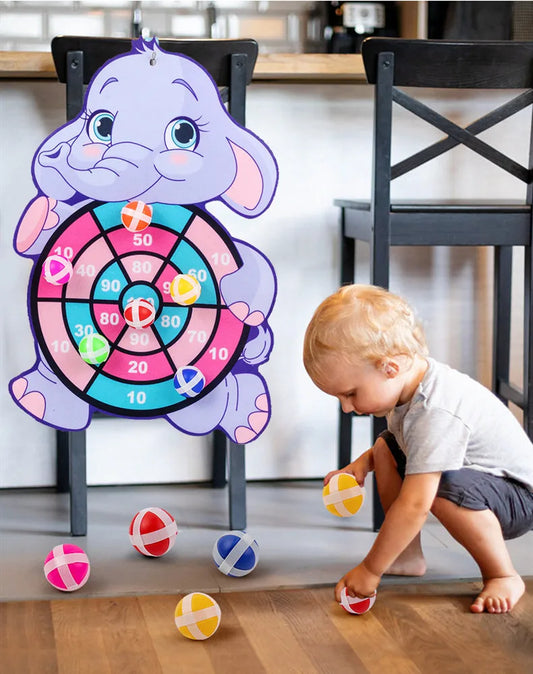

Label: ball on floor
[175,592,221,640]
[43,543,90,592]
[78,333,110,365]
[339,587,376,615]
[212,530,259,577]
[322,472,365,517]
[169,273,201,305]
[129,507,178,557]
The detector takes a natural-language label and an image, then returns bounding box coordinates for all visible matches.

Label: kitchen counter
[0,50,367,83]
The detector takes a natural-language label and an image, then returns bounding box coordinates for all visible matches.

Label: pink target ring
[43,543,90,592]
[42,254,73,285]
[339,587,376,615]
[123,298,156,329]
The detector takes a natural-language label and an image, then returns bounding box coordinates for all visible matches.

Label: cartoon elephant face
[33,39,277,217]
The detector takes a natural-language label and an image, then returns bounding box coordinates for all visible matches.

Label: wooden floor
[2,579,532,673]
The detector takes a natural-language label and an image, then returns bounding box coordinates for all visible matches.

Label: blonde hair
[303,284,428,385]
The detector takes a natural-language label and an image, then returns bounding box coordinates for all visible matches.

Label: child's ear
[380,359,400,378]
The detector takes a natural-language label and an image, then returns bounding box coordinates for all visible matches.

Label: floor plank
[1,580,531,674]
[0,600,58,674]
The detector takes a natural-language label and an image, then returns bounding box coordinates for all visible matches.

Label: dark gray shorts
[380,430,533,540]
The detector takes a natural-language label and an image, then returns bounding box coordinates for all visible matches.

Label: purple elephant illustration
[10,38,278,444]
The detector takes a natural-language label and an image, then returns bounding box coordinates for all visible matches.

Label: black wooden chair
[51,35,258,535]
[335,38,533,530]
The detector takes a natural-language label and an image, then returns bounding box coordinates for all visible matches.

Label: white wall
[0,80,527,487]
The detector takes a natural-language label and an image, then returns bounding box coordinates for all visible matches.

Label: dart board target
[30,201,249,417]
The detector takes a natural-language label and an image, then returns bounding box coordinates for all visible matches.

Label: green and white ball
[79,333,110,365]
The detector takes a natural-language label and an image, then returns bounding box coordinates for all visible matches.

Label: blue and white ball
[212,530,259,577]
[173,366,205,398]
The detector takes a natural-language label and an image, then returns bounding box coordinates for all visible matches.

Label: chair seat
[335,198,531,246]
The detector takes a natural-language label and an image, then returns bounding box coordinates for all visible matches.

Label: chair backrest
[51,36,258,125]
[361,37,533,191]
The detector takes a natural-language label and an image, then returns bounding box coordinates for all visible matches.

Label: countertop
[0,51,367,83]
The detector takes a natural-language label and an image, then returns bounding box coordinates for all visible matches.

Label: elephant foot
[228,301,265,327]
[165,371,271,443]
[15,196,59,253]
[219,372,270,443]
[10,364,90,430]
[233,393,269,444]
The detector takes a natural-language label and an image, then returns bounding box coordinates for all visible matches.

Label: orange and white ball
[322,472,365,517]
[170,274,201,306]
[124,298,156,329]
[121,200,152,232]
[339,587,376,615]
[129,507,178,557]
[175,592,221,640]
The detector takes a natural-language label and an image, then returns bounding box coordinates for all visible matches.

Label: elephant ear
[220,135,278,218]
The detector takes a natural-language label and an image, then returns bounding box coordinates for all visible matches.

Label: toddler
[303,284,533,613]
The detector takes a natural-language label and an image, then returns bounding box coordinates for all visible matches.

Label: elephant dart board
[31,199,250,417]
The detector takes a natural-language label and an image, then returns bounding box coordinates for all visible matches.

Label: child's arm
[335,471,441,600]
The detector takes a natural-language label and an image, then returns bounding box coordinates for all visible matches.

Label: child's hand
[324,450,372,487]
[334,562,381,602]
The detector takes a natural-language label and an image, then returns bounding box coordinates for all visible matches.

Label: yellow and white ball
[322,472,365,517]
[174,592,221,640]
[170,274,201,306]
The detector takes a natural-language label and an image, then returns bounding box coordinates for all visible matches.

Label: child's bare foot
[385,535,427,576]
[470,574,525,614]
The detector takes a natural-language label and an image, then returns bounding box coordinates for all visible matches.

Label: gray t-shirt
[387,358,533,492]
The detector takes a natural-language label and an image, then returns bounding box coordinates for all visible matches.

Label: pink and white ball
[43,544,90,592]
[42,254,73,285]
[129,507,178,557]
[339,587,376,615]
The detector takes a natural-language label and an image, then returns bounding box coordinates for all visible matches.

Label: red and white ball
[121,200,153,232]
[42,254,73,285]
[43,543,90,592]
[129,507,178,557]
[339,587,376,615]
[124,298,156,329]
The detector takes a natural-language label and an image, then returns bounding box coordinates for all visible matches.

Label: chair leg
[211,430,227,487]
[68,431,87,537]
[371,416,386,531]
[228,441,246,530]
[525,241,532,438]
[492,246,512,401]
[338,209,355,469]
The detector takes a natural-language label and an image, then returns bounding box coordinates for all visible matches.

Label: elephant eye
[87,111,115,144]
[164,118,198,150]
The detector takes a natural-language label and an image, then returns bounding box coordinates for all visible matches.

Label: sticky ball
[43,543,90,592]
[78,332,110,365]
[322,472,365,517]
[121,200,152,232]
[212,530,259,577]
[124,297,156,329]
[173,366,206,398]
[42,254,73,285]
[169,273,201,306]
[339,587,376,615]
[129,506,178,557]
[175,592,221,640]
